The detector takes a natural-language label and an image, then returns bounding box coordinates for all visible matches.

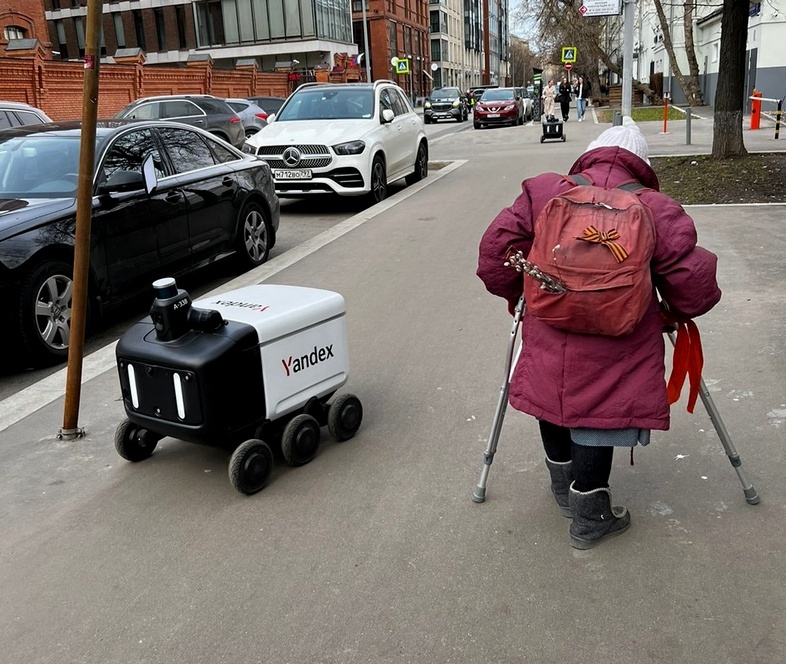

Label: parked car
[247,96,287,116]
[0,120,279,366]
[469,85,499,104]
[242,81,428,205]
[473,87,525,128]
[113,95,245,148]
[0,101,52,129]
[514,87,534,121]
[225,98,269,137]
[423,87,468,123]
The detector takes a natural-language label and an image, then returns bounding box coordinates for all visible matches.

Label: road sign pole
[621,0,634,117]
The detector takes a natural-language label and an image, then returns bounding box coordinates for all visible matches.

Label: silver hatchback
[225,98,269,137]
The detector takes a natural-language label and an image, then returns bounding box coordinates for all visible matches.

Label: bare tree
[650,0,705,105]
[712,0,750,157]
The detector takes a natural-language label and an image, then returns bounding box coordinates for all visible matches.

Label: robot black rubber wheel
[114,418,158,462]
[281,414,321,467]
[229,439,274,495]
[327,394,363,442]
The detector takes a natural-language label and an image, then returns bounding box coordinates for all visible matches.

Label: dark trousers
[539,420,613,492]
[559,100,570,121]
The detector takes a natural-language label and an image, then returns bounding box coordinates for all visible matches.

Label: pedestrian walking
[558,77,572,122]
[542,79,557,121]
[476,125,721,549]
[574,75,591,121]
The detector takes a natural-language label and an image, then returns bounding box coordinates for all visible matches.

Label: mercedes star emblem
[282,147,302,167]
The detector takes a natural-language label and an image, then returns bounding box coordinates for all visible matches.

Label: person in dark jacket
[476,125,721,549]
[558,76,572,122]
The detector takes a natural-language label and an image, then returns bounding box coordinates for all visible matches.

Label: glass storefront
[194,0,350,47]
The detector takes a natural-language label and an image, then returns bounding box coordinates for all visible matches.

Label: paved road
[1,115,784,664]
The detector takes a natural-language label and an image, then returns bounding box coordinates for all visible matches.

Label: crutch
[665,330,760,505]
[471,296,524,503]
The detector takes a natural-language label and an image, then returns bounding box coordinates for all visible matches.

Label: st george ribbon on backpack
[521,174,656,336]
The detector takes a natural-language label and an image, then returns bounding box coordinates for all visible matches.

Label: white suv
[242,81,428,205]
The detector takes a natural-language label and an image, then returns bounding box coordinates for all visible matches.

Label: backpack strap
[617,180,649,194]
[566,173,593,187]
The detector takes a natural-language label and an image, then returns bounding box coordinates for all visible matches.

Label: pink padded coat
[477,147,722,430]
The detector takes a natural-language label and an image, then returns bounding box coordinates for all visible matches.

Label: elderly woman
[541,79,557,121]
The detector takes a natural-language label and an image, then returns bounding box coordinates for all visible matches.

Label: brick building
[351,0,430,100]
[24,0,358,74]
[1,0,52,56]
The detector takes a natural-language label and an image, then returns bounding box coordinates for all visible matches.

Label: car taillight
[230,115,241,123]
[255,112,268,121]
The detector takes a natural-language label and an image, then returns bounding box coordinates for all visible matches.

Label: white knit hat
[585,125,650,165]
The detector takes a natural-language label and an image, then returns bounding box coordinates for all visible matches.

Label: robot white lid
[193,284,346,343]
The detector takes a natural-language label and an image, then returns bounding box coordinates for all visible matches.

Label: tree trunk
[712,0,750,158]
[683,0,705,106]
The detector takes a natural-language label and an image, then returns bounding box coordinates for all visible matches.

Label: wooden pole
[60,0,102,439]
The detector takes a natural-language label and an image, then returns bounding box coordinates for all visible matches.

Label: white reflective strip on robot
[173,373,186,420]
[128,364,139,409]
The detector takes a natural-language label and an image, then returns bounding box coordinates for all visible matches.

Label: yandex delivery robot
[115,278,363,495]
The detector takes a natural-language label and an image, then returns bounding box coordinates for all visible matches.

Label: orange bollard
[751,90,762,130]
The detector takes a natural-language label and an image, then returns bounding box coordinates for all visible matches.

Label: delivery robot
[115,278,362,495]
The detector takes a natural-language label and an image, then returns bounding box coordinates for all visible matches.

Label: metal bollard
[686,106,692,145]
[612,111,623,126]
[776,99,782,140]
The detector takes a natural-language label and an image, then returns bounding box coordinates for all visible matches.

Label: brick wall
[0,54,290,121]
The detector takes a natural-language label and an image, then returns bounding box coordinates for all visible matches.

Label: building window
[389,21,397,55]
[154,8,167,50]
[431,38,440,62]
[175,5,187,48]
[74,17,85,56]
[195,1,225,45]
[3,26,27,40]
[133,9,146,50]
[113,13,126,48]
[352,0,369,10]
[55,20,68,59]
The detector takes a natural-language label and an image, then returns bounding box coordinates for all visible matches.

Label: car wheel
[245,128,258,138]
[405,141,428,186]
[16,259,80,366]
[474,122,481,129]
[365,155,387,206]
[236,201,272,269]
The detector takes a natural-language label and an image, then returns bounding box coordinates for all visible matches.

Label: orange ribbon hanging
[577,226,629,263]
[666,319,704,413]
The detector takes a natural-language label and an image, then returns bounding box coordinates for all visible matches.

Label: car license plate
[273,169,312,180]
[487,113,500,118]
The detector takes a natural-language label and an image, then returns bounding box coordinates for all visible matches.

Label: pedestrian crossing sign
[561,47,577,63]
[396,58,410,74]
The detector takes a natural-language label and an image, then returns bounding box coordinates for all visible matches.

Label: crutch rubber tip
[471,487,487,503]
[744,486,761,505]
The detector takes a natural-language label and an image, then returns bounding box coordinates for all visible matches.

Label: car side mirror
[142,154,158,195]
[381,109,395,124]
[97,169,146,196]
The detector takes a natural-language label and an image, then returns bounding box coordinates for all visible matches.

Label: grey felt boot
[545,458,573,518]
[568,483,631,549]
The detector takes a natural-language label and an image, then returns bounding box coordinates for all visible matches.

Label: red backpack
[521,174,656,336]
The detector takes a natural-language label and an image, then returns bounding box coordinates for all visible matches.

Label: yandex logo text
[282,344,335,377]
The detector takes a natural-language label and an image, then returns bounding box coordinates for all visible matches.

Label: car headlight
[242,143,256,155]
[333,140,366,155]
[452,100,460,108]
[503,105,515,111]
[424,101,432,109]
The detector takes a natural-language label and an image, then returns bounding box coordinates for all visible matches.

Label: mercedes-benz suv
[424,87,468,123]
[242,81,428,205]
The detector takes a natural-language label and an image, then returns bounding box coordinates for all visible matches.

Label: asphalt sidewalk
[1,115,784,663]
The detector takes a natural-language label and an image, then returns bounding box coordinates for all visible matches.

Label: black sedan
[0,120,280,367]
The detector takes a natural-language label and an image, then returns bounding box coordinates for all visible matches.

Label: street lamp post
[361,0,371,82]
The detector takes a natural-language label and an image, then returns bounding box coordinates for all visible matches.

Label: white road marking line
[0,160,468,434]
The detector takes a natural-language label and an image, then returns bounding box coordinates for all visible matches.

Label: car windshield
[480,89,515,102]
[276,89,375,121]
[0,135,83,197]
[431,88,460,101]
